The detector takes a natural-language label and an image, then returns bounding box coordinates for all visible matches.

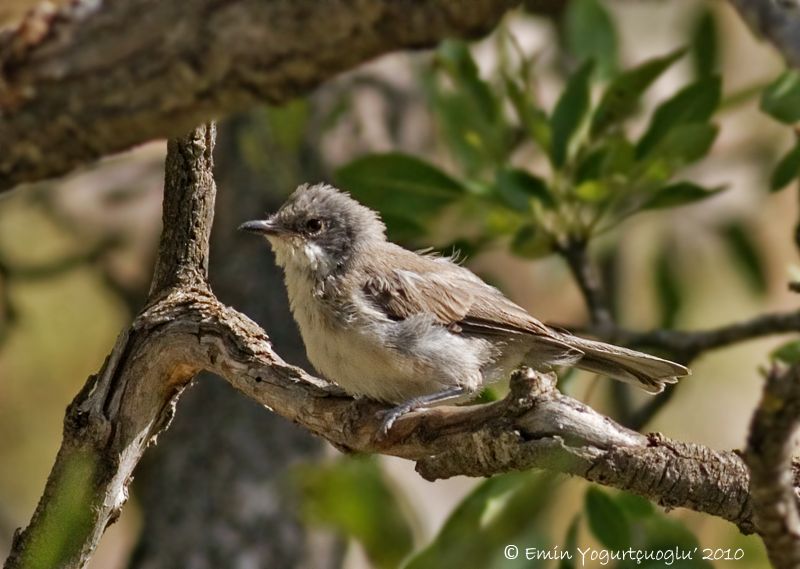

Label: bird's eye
[305,218,323,234]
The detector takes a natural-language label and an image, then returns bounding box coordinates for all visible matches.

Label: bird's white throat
[266,236,336,278]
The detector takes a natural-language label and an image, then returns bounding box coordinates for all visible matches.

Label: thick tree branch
[745,364,800,569]
[4,124,219,569]
[5,120,795,566]
[729,0,800,69]
[0,0,517,193]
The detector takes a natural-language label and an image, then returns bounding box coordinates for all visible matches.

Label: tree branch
[606,309,800,363]
[745,364,800,569]
[5,124,792,567]
[0,0,517,193]
[557,238,614,330]
[149,124,216,295]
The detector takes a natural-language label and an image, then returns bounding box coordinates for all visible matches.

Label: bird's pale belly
[300,320,439,403]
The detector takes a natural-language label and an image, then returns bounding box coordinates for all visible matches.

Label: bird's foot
[378,403,413,439]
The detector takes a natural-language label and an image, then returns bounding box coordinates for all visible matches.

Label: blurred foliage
[291,456,415,568]
[405,472,555,569]
[15,451,98,569]
[770,338,800,365]
[690,8,719,79]
[583,488,712,569]
[564,0,617,80]
[335,21,725,269]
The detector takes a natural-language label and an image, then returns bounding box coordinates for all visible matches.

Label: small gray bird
[240,183,689,433]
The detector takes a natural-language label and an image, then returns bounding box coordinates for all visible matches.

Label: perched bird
[240,184,689,432]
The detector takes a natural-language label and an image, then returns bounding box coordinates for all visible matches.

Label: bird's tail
[561,335,689,393]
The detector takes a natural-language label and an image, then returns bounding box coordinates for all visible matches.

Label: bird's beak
[238,219,286,237]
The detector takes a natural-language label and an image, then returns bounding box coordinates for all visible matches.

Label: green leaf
[551,60,594,167]
[437,40,498,122]
[405,472,556,569]
[761,70,800,124]
[558,515,580,569]
[264,99,310,152]
[633,517,711,568]
[611,491,712,569]
[691,9,718,77]
[614,493,655,519]
[495,168,554,210]
[511,224,553,259]
[771,140,800,192]
[575,180,610,202]
[293,456,414,569]
[576,135,635,182]
[772,340,800,365]
[721,222,767,295]
[336,152,466,221]
[591,49,685,137]
[637,76,721,157]
[647,123,719,168]
[433,90,493,173]
[642,181,724,210]
[505,74,551,151]
[584,487,632,550]
[380,213,428,242]
[654,246,683,329]
[564,0,618,79]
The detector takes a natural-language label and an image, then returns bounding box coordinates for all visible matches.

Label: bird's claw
[377,405,410,439]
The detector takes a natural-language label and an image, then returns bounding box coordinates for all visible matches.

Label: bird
[239,183,689,433]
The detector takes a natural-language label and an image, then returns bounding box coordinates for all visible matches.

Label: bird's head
[239,183,386,278]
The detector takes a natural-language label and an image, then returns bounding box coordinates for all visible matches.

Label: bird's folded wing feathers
[361,262,556,339]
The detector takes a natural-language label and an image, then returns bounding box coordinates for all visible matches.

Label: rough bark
[745,365,800,569]
[127,115,339,569]
[0,0,517,192]
[3,124,218,569]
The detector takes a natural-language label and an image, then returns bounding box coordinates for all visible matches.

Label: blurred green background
[2,0,799,567]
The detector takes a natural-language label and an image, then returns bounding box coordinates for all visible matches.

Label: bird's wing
[361,253,555,339]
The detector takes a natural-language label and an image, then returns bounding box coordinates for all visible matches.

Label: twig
[745,364,800,569]
[608,309,800,363]
[557,237,614,330]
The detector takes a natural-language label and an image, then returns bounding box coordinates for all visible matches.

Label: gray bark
[0,0,517,192]
[745,365,800,569]
[127,116,339,569]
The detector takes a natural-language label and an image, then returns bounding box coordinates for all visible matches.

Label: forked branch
[4,124,792,569]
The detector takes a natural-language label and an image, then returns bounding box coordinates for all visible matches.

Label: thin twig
[608,309,800,363]
[557,237,614,330]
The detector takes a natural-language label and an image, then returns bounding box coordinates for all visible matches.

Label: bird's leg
[379,386,469,436]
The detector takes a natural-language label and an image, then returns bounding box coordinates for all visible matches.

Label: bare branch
[729,0,800,69]
[149,124,216,295]
[745,364,800,569]
[608,309,800,363]
[557,238,614,330]
[0,0,517,193]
